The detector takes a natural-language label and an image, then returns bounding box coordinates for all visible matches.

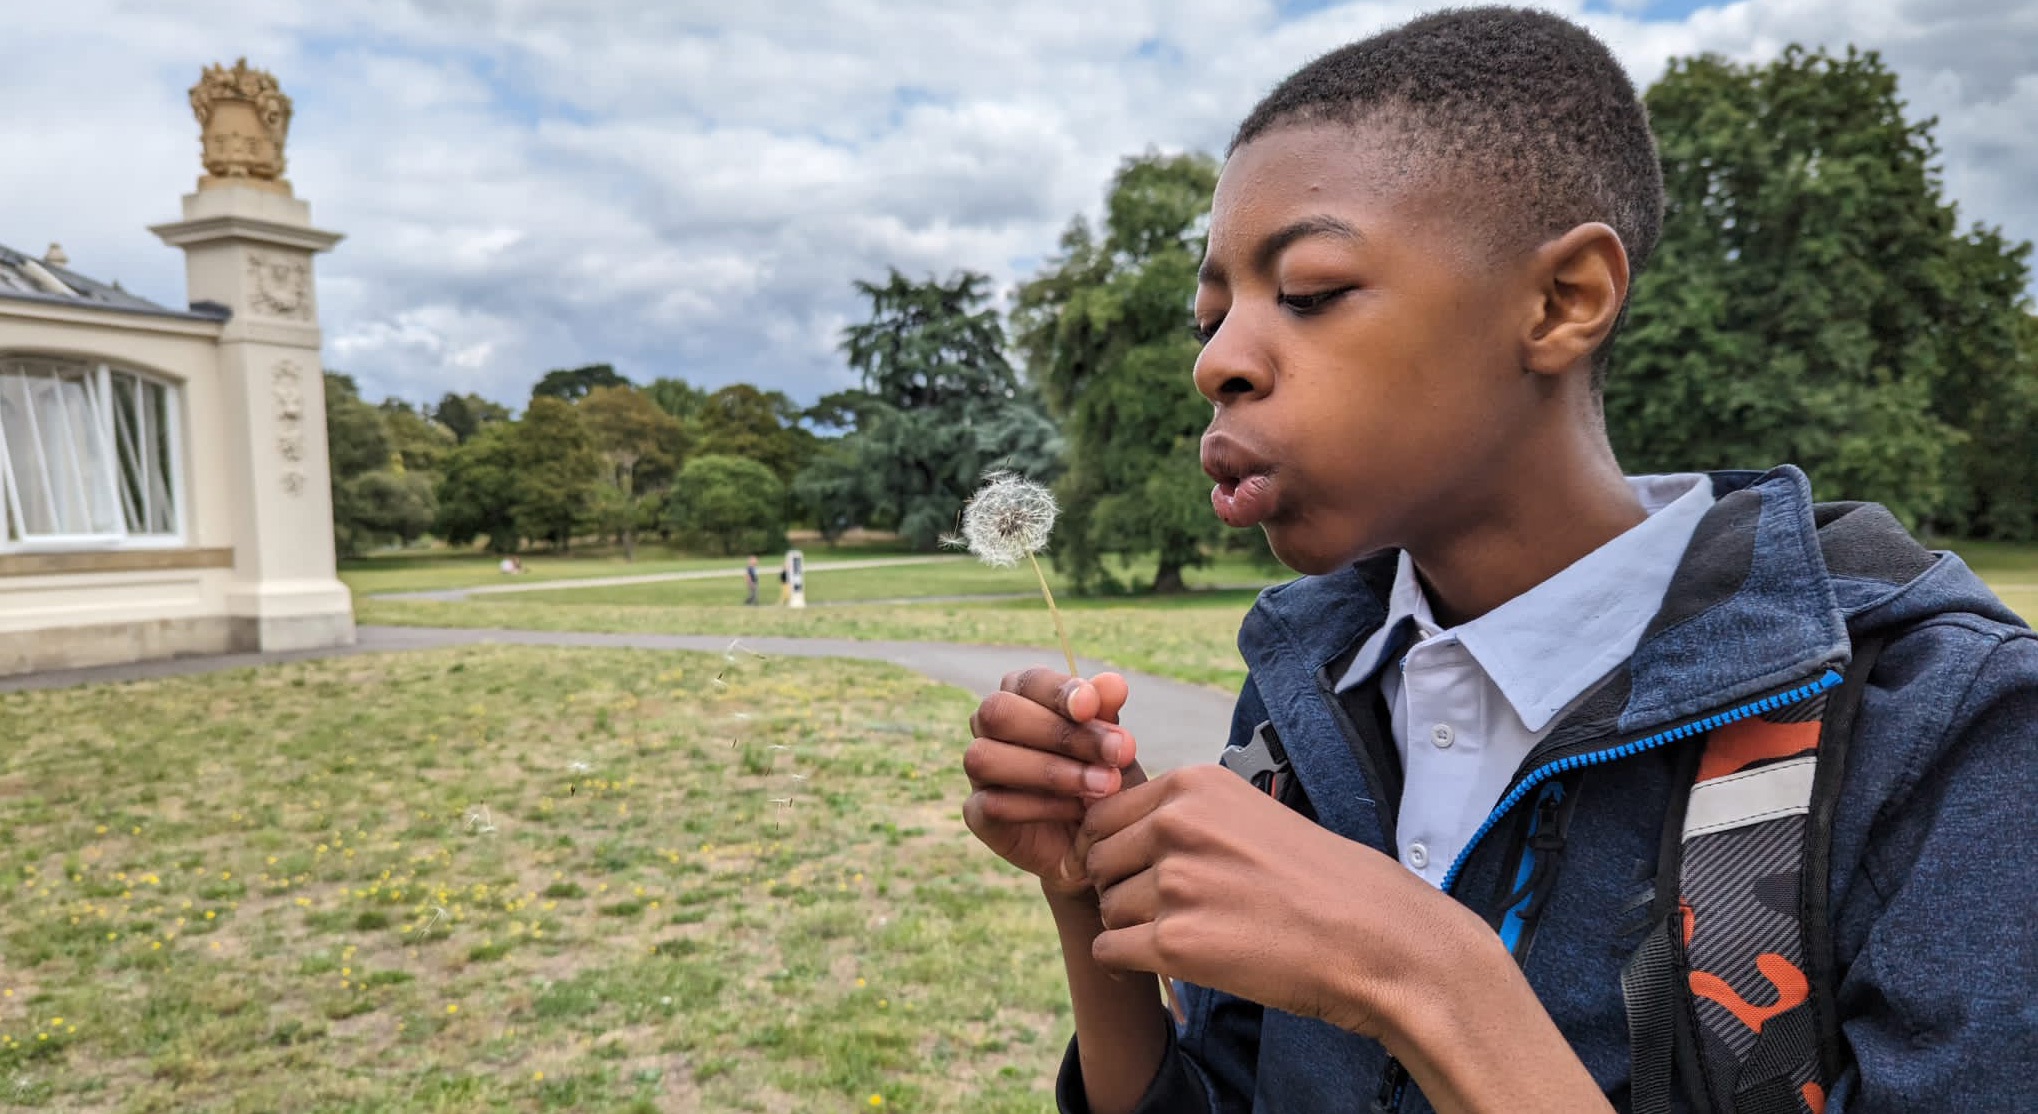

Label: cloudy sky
[3,0,2032,409]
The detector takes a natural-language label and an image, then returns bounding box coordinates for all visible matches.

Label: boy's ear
[1520,222,1629,377]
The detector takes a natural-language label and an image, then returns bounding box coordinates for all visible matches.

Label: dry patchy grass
[0,647,1068,1113]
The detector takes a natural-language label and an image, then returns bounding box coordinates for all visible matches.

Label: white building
[0,60,354,675]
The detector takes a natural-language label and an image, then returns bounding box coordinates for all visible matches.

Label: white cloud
[0,0,2030,410]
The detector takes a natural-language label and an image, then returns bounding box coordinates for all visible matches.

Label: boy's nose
[1193,326,1272,406]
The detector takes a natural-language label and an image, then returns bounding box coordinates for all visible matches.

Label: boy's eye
[1279,288,1353,314]
[1190,317,1222,345]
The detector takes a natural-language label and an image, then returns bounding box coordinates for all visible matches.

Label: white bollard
[784,549,806,609]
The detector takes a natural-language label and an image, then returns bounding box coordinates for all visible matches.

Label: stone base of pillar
[225,579,356,652]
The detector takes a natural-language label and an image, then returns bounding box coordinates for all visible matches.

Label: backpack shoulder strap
[1625,635,1885,1114]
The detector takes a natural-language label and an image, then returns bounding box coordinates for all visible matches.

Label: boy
[962,8,2035,1114]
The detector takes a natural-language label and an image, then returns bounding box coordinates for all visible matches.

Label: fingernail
[1082,766,1113,793]
[1100,729,1124,766]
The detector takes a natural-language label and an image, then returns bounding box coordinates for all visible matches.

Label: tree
[578,385,690,559]
[644,376,710,424]
[1610,47,2035,531]
[580,386,690,486]
[430,392,511,444]
[532,363,629,403]
[511,397,606,549]
[842,269,1018,409]
[378,400,457,473]
[693,384,817,483]
[1014,152,1223,592]
[797,271,1063,551]
[324,372,391,479]
[665,454,786,555]
[325,372,395,557]
[434,422,523,553]
[346,469,438,547]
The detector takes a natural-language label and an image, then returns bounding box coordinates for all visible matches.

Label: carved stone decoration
[247,251,313,320]
[190,58,294,194]
[273,362,308,496]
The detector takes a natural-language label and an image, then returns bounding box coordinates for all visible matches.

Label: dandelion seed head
[948,471,1057,568]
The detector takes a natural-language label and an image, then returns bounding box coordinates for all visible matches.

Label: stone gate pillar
[149,59,354,652]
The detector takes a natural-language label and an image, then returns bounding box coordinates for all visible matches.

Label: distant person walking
[743,555,759,606]
[778,565,790,605]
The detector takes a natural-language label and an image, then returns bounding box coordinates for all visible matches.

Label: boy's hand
[1074,765,1490,1040]
[963,669,1147,898]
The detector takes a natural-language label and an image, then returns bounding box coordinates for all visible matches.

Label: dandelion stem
[1027,552,1078,677]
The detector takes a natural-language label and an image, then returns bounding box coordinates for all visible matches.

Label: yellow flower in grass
[868,1096,884,1107]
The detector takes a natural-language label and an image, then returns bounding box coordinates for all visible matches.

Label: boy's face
[1194,122,1545,575]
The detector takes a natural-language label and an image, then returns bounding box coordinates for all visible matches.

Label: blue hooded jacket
[1057,468,2038,1113]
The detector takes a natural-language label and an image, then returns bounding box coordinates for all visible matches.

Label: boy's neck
[1405,420,1646,629]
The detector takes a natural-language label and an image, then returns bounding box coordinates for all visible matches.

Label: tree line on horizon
[326,46,2038,589]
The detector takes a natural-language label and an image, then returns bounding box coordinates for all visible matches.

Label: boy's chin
[1262,522,1366,578]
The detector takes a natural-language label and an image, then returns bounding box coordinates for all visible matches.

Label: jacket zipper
[1369,666,1843,1114]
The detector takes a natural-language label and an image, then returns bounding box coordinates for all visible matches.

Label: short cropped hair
[1230,7,1663,383]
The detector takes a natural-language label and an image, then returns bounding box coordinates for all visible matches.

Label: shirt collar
[1334,474,1716,732]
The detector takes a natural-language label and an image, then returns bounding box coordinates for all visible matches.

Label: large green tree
[378,399,457,473]
[578,384,690,559]
[665,454,787,555]
[1610,47,2035,531]
[799,270,1062,550]
[346,469,438,547]
[434,422,523,553]
[1014,152,1223,592]
[532,363,630,403]
[429,392,511,444]
[324,372,397,557]
[511,397,606,549]
[324,372,391,479]
[643,377,710,424]
[692,384,817,483]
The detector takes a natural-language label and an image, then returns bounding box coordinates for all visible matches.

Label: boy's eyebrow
[1199,214,1365,285]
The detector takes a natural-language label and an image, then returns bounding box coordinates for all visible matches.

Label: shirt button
[1430,723,1455,749]
[1406,842,1429,870]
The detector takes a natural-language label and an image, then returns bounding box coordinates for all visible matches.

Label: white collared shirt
[1333,474,1716,887]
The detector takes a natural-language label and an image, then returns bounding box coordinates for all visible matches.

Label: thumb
[1089,672,1130,726]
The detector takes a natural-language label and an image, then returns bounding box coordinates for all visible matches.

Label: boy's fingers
[972,692,1129,766]
[1091,672,1130,726]
[1091,923,1164,978]
[965,737,1123,799]
[999,667,1099,722]
[1095,868,1160,931]
[962,789,1087,829]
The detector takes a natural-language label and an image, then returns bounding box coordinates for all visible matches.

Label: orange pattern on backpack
[1696,718,1819,782]
[1801,1081,1827,1114]
[1688,952,1809,1033]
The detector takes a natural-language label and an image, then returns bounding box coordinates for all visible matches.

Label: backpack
[1220,633,1886,1114]
[1620,632,1884,1114]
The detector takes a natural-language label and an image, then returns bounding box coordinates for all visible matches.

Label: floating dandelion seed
[948,471,1075,675]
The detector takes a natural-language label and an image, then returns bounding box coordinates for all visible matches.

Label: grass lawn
[0,647,1074,1113]
[339,539,921,598]
[489,555,1280,609]
[356,596,1260,693]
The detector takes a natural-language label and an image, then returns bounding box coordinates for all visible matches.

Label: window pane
[112,372,145,532]
[1,371,58,534]
[147,379,177,534]
[0,359,181,543]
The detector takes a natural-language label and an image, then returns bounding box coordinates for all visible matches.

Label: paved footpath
[2,625,1237,773]
[377,555,965,603]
